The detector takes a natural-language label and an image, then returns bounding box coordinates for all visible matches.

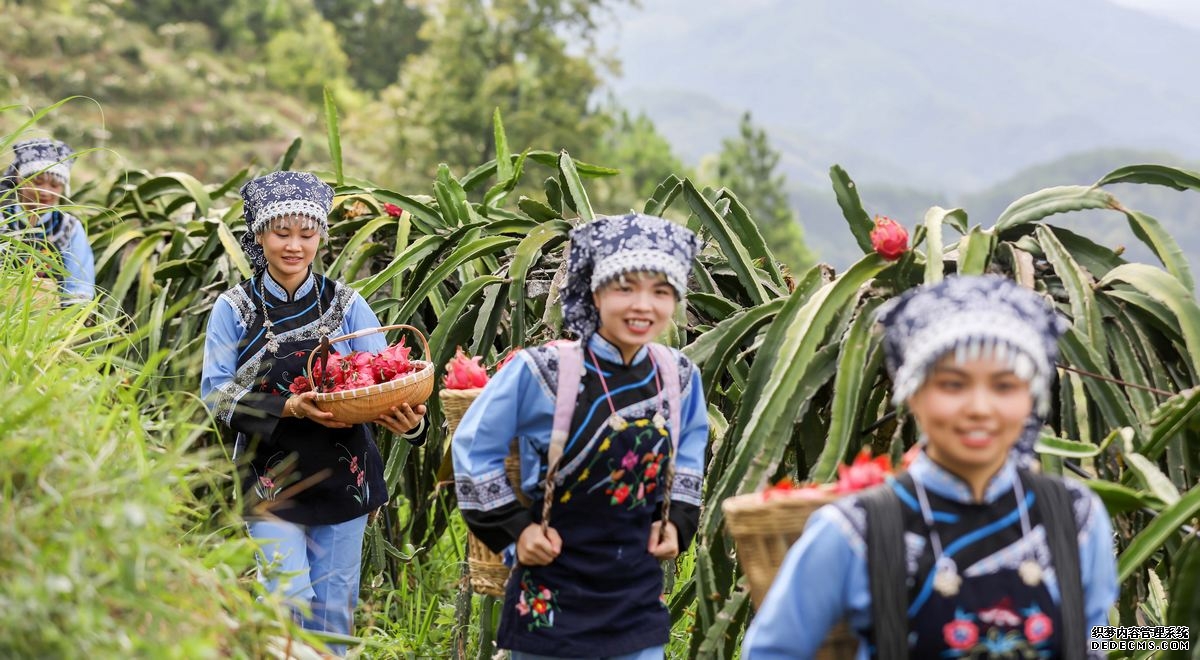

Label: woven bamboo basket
[306,324,434,424]
[723,490,860,659]
[441,387,482,439]
[442,387,529,597]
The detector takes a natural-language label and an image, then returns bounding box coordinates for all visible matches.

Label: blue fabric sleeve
[674,365,708,483]
[200,296,242,407]
[338,291,387,353]
[662,363,707,550]
[199,293,288,436]
[202,289,383,406]
[1079,490,1119,632]
[61,220,94,302]
[452,353,553,551]
[741,506,870,659]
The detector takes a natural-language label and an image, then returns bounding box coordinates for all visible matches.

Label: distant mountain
[602,0,1200,192]
[791,149,1200,271]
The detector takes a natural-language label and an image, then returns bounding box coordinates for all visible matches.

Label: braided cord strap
[541,341,583,535]
[647,344,681,542]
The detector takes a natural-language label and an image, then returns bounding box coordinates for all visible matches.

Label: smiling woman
[199,170,426,656]
[1,138,95,303]
[255,215,321,291]
[452,213,709,660]
[592,271,678,364]
[743,275,1120,660]
[907,355,1034,501]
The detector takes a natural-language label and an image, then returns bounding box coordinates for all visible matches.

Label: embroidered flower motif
[516,572,557,631]
[644,460,660,480]
[288,375,311,394]
[1023,608,1053,644]
[943,613,979,650]
[338,445,370,505]
[253,464,284,501]
[564,426,667,509]
[978,598,1022,628]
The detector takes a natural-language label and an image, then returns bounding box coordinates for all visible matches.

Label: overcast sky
[1107,0,1200,28]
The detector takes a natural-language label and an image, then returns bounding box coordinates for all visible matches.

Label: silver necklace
[586,347,666,432]
[259,274,327,354]
[911,473,1040,599]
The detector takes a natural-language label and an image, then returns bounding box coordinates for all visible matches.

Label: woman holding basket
[743,276,1119,659]
[201,171,424,654]
[453,214,710,659]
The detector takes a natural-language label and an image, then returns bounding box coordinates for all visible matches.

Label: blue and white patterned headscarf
[238,171,334,272]
[2,138,76,199]
[875,275,1069,463]
[563,213,702,339]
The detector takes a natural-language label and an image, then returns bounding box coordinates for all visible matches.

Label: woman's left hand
[647,521,679,560]
[374,403,426,436]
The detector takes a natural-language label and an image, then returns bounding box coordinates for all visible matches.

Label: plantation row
[3,104,1200,657]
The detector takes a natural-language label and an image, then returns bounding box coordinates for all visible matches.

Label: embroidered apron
[889,478,1064,659]
[234,288,386,527]
[908,570,1063,658]
[497,416,672,657]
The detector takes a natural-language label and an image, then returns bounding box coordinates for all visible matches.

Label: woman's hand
[373,403,426,436]
[647,521,679,560]
[288,391,351,429]
[517,523,562,566]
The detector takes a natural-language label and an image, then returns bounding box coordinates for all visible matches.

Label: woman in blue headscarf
[743,275,1118,660]
[200,171,425,655]
[1,138,95,303]
[453,213,710,659]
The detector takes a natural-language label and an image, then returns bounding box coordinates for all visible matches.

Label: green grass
[0,258,307,659]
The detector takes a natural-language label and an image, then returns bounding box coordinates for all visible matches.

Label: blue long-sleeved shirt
[452,333,709,552]
[2,208,94,302]
[742,452,1119,659]
[200,271,385,412]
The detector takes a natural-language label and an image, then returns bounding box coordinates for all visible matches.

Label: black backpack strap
[861,480,908,660]
[1020,470,1085,660]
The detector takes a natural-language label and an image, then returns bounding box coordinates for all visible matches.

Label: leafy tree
[263,13,354,103]
[715,111,814,271]
[594,107,690,207]
[312,0,428,93]
[112,0,230,33]
[352,0,626,190]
